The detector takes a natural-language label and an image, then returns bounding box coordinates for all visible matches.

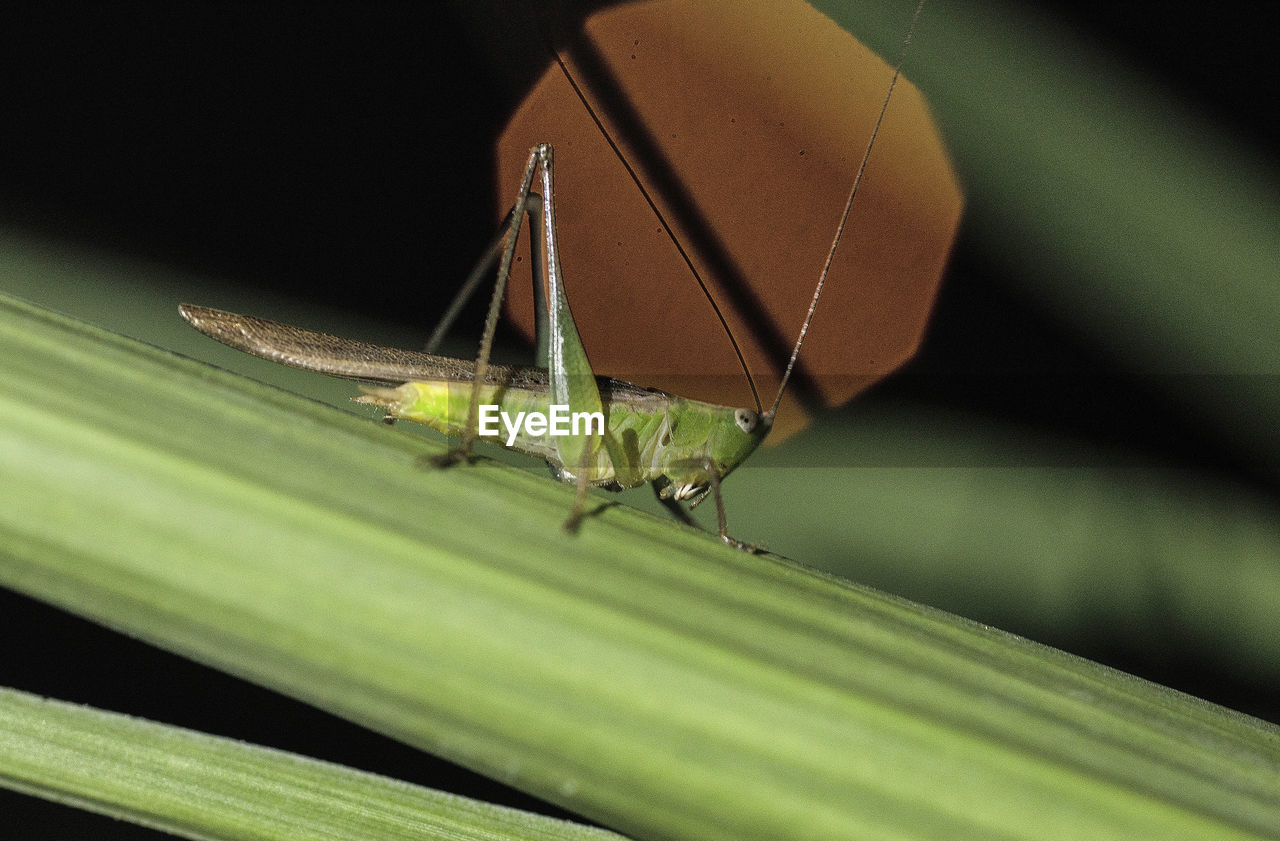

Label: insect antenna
[768,0,927,421]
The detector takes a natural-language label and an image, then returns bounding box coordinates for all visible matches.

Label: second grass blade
[0,686,622,841]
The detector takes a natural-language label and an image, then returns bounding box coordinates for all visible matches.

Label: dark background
[1,1,1275,837]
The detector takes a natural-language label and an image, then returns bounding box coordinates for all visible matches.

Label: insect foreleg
[700,461,755,551]
[657,462,757,552]
[652,481,697,529]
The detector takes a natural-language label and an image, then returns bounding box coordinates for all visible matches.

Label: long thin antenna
[767,0,927,420]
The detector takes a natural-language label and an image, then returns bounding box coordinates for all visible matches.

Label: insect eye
[734,409,759,433]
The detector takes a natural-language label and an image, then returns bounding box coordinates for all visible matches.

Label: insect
[180,1,930,549]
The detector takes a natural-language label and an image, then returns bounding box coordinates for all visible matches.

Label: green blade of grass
[0,686,621,841]
[3,296,1280,839]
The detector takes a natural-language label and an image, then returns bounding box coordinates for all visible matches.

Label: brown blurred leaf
[497,0,960,439]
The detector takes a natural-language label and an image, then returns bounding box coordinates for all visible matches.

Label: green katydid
[179,2,926,548]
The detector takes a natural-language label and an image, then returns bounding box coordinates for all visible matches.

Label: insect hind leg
[430,146,549,465]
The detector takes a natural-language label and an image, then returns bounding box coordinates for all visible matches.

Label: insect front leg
[660,462,757,552]
[652,480,698,529]
[700,461,757,552]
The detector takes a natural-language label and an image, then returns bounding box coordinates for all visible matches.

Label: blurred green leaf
[820,0,1280,468]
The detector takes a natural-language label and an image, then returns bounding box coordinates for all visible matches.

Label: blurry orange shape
[497,0,962,440]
